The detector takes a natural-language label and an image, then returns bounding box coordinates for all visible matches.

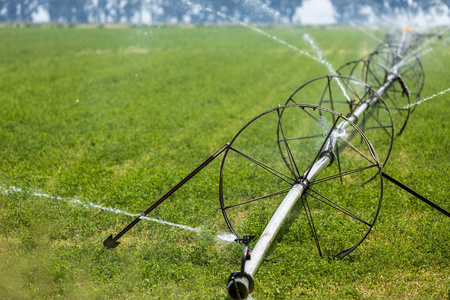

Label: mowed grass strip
[0,26,449,299]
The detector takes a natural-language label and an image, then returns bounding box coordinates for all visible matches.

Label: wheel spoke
[304,115,341,180]
[328,76,337,124]
[363,106,392,138]
[366,61,385,88]
[278,133,324,142]
[335,142,343,183]
[302,195,323,257]
[277,109,300,178]
[306,188,372,227]
[289,98,329,128]
[318,100,350,105]
[222,187,291,210]
[338,136,376,165]
[383,88,403,112]
[300,105,329,129]
[343,79,360,101]
[310,164,378,185]
[337,138,375,165]
[346,125,393,132]
[360,84,374,102]
[229,146,295,184]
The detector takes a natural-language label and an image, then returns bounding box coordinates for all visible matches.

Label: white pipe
[244,155,330,277]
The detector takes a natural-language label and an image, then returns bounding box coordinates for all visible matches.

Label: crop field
[0,25,449,299]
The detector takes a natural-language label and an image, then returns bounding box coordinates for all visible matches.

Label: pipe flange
[319,150,335,166]
[227,271,255,300]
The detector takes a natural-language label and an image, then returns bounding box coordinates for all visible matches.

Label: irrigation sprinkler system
[103,29,449,299]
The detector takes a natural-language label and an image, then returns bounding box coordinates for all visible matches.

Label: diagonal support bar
[103,143,230,248]
[381,172,450,217]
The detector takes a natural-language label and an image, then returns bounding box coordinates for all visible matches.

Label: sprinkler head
[234,234,255,246]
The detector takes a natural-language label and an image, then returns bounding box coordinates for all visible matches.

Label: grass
[0,25,449,299]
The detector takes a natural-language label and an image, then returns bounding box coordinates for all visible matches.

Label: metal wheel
[286,75,394,170]
[337,48,424,136]
[371,44,425,110]
[219,104,384,258]
[382,30,421,57]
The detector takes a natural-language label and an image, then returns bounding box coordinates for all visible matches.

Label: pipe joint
[319,150,335,166]
[227,271,255,300]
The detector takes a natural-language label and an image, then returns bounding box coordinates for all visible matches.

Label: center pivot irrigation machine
[104,29,449,299]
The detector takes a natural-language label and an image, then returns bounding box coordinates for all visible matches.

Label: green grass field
[0,25,449,299]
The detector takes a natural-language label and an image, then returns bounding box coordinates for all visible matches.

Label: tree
[268,0,303,23]
[47,0,91,23]
[330,0,449,24]
[0,0,43,22]
[123,0,142,23]
[330,0,373,23]
[0,0,447,24]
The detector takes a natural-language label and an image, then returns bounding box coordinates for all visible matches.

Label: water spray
[102,29,448,299]
[1,186,202,235]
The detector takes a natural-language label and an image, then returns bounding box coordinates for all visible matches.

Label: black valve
[234,234,255,246]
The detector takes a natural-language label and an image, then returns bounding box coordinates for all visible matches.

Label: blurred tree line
[332,0,449,23]
[0,0,448,23]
